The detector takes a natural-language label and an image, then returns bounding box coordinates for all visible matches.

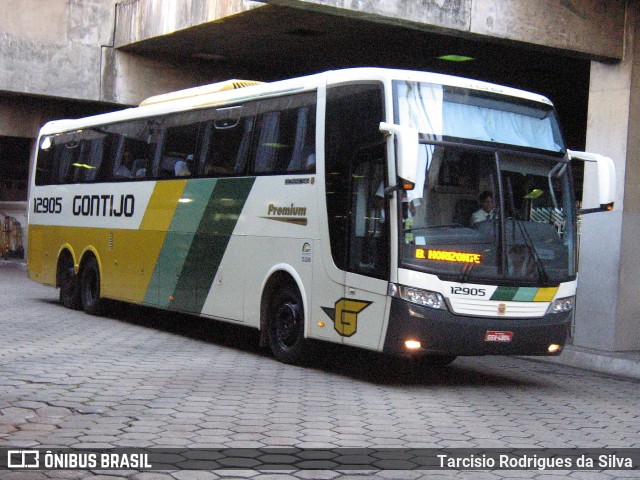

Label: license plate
[485,331,513,342]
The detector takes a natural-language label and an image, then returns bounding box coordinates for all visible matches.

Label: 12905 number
[451,286,486,297]
[33,197,62,214]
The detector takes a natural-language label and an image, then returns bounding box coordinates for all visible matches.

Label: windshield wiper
[506,179,550,283]
[513,219,549,283]
[548,162,566,212]
[457,261,477,284]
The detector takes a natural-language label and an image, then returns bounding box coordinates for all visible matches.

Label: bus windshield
[393,82,576,285]
[393,80,565,153]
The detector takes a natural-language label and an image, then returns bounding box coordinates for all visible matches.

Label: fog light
[405,340,422,350]
[548,344,562,353]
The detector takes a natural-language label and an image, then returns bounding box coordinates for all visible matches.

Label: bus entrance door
[340,273,389,351]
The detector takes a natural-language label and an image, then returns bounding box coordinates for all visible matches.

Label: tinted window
[202,104,257,177]
[35,91,318,185]
[158,111,206,178]
[36,130,116,185]
[252,93,316,175]
[102,120,158,180]
[325,83,386,276]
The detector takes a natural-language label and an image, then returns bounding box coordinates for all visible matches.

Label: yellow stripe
[140,180,186,231]
[29,181,188,304]
[534,287,558,302]
[121,181,187,301]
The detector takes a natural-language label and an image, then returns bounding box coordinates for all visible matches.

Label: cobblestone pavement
[1,262,639,479]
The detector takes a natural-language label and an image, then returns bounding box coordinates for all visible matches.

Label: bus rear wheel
[58,255,81,310]
[267,284,309,365]
[80,256,105,316]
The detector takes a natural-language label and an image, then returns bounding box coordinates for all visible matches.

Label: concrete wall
[0,0,118,102]
[0,97,46,139]
[576,0,640,351]
[262,0,625,60]
[114,0,264,48]
[100,48,220,106]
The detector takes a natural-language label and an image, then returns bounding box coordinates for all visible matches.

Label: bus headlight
[389,284,446,310]
[547,296,575,314]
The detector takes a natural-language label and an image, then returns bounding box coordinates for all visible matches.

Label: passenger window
[35,137,55,186]
[37,129,113,185]
[252,93,317,175]
[104,120,158,181]
[74,136,107,182]
[158,112,203,179]
[36,135,72,185]
[56,141,80,184]
[202,105,256,177]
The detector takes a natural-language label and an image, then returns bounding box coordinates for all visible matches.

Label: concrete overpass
[0,0,638,352]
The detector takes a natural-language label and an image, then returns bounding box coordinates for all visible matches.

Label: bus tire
[267,283,309,365]
[58,254,81,310]
[80,256,105,316]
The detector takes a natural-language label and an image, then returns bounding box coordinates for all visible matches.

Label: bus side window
[104,120,157,181]
[252,93,317,175]
[203,105,256,177]
[57,141,79,184]
[158,114,201,178]
[254,110,291,174]
[36,134,77,185]
[77,137,105,182]
[35,137,54,186]
[74,132,116,183]
[43,130,115,185]
[287,105,316,173]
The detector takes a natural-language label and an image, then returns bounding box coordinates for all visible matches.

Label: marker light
[547,296,575,314]
[548,344,562,354]
[438,55,474,62]
[405,340,422,350]
[389,284,446,310]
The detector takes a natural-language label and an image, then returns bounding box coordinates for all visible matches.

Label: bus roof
[38,68,554,136]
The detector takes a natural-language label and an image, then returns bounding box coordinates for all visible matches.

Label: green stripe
[170,177,255,313]
[512,287,538,302]
[490,286,519,301]
[490,286,552,302]
[145,180,217,307]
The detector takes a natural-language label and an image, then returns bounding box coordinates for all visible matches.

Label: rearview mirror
[568,150,616,214]
[379,122,419,191]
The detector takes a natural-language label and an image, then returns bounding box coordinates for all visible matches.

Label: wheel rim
[275,300,300,350]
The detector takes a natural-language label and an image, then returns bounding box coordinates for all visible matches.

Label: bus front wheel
[80,256,105,316]
[267,283,309,365]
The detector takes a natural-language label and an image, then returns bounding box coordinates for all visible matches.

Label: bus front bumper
[382,297,571,357]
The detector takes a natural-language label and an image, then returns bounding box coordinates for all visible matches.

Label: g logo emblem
[322,298,371,337]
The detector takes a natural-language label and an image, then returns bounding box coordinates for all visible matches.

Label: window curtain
[395,82,443,204]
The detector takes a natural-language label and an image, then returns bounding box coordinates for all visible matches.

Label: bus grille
[448,297,549,318]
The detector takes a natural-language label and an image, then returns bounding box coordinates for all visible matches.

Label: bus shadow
[42,298,537,388]
[306,343,536,387]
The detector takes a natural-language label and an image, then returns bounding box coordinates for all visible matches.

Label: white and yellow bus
[28,68,615,366]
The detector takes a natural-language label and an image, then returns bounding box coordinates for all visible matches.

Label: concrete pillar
[575,1,640,351]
